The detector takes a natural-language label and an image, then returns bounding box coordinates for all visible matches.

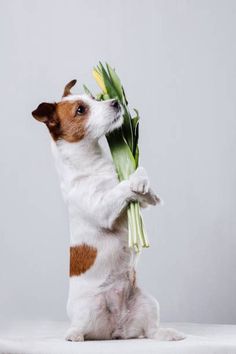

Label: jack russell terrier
[32,80,185,342]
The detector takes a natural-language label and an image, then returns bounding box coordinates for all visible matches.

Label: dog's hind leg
[142,292,186,341]
[123,289,185,341]
[65,326,84,342]
[65,296,92,341]
[147,327,186,341]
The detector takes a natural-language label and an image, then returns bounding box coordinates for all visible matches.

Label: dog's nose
[110,99,120,110]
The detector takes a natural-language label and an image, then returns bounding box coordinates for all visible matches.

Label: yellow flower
[92,68,107,94]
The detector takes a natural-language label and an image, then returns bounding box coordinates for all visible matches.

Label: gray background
[1,0,236,324]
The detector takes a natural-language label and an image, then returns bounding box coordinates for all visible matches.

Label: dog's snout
[110,99,120,110]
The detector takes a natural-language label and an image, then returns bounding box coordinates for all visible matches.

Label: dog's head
[32,80,122,142]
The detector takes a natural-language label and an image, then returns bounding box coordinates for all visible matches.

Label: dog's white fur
[45,94,185,341]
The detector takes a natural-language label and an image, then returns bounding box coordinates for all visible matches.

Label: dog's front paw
[65,327,84,342]
[142,188,161,206]
[129,167,150,194]
[129,167,162,206]
[151,328,186,341]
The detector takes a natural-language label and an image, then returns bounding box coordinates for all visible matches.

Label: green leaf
[106,63,123,102]
[103,93,110,100]
[134,146,139,167]
[121,110,134,153]
[133,108,140,121]
[132,108,140,160]
[132,116,139,134]
[95,93,104,101]
[100,64,119,99]
[97,62,103,74]
[83,84,93,97]
[122,86,128,105]
[133,121,139,165]
[106,130,136,180]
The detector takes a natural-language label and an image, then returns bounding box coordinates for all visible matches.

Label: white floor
[0,321,236,354]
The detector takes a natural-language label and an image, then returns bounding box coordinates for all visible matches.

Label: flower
[92,68,107,94]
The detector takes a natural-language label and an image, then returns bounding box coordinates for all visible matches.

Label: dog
[32,80,185,342]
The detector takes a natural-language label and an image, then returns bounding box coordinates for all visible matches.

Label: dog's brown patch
[55,100,89,142]
[32,99,89,142]
[70,244,97,277]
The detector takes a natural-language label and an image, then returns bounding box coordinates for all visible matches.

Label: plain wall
[0,0,236,324]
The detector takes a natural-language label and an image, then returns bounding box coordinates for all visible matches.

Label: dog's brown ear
[63,79,77,97]
[32,102,61,140]
[32,102,57,125]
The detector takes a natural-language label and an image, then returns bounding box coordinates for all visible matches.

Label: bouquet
[84,63,149,252]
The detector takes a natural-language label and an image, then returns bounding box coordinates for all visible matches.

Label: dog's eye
[76,105,86,115]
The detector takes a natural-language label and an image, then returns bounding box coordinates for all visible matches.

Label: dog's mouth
[112,113,122,124]
[112,104,122,122]
[107,111,123,133]
[112,111,123,127]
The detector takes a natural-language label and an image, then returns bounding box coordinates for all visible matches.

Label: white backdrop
[0,0,236,324]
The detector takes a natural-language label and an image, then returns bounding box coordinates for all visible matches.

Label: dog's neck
[58,138,101,165]
[51,138,115,201]
[51,138,105,200]
[53,138,104,171]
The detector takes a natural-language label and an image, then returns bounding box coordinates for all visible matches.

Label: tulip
[92,68,107,94]
[85,63,149,251]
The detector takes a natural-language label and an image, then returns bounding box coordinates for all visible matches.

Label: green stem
[134,202,142,247]
[127,208,133,248]
[128,203,138,248]
[131,202,138,247]
[140,212,150,248]
[127,202,149,252]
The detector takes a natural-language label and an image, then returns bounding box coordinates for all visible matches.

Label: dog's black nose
[110,99,120,110]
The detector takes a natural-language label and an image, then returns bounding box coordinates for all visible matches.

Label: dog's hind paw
[149,328,186,341]
[65,327,84,342]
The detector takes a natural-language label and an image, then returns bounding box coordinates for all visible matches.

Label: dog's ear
[63,79,77,97]
[32,102,57,127]
[32,102,61,140]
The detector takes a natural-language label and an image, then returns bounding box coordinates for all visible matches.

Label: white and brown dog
[32,80,185,342]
